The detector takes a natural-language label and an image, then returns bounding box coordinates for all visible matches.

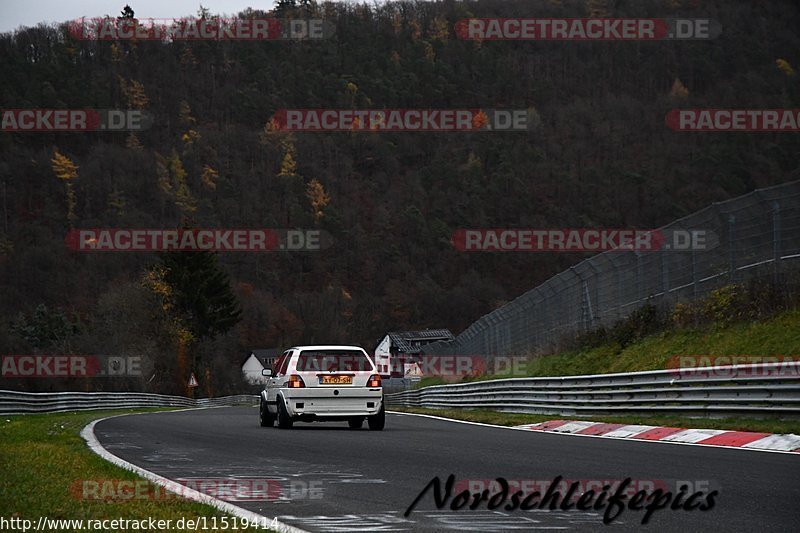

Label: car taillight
[368,374,382,387]
[288,375,305,388]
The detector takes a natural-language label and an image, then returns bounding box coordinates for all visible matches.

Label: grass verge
[389,406,800,435]
[523,308,800,377]
[415,308,800,389]
[0,409,271,532]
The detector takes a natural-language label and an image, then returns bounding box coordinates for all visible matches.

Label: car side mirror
[262,368,272,377]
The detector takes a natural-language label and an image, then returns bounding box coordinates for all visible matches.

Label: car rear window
[296,350,374,372]
[278,353,291,375]
[272,354,287,375]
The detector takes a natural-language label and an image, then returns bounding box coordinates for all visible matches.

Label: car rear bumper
[280,387,383,417]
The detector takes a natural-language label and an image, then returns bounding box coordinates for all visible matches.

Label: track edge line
[80,410,309,533]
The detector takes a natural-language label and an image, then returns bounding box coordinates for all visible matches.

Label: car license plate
[320,375,352,385]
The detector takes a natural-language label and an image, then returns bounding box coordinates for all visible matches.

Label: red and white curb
[514,420,800,453]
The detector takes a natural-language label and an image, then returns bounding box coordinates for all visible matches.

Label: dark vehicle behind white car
[259,345,385,430]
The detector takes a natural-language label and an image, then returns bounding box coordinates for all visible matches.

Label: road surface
[94,407,800,532]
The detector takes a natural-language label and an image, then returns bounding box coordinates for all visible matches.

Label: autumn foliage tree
[1,0,799,394]
[306,178,331,221]
[51,149,78,226]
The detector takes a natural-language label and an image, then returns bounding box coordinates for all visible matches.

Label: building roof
[289,345,367,351]
[386,330,454,353]
[243,348,281,367]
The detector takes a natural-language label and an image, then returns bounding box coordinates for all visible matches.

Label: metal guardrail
[0,391,258,415]
[385,363,800,418]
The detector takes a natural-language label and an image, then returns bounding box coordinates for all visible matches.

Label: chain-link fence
[424,180,800,357]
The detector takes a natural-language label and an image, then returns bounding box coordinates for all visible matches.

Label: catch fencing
[385,363,800,418]
[0,390,258,415]
[383,377,419,394]
[424,180,800,357]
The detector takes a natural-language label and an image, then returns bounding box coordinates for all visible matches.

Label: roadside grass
[522,308,800,377]
[414,309,800,388]
[0,409,270,532]
[389,406,800,435]
[417,376,448,388]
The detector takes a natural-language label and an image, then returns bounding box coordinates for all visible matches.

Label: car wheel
[367,402,385,431]
[259,399,274,427]
[277,397,293,429]
[348,417,364,429]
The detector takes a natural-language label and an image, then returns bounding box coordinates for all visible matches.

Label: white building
[373,329,454,377]
[241,349,280,384]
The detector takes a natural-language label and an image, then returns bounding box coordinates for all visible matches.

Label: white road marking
[547,421,600,433]
[280,510,605,531]
[601,425,657,438]
[661,428,729,443]
[741,433,800,451]
[81,409,310,533]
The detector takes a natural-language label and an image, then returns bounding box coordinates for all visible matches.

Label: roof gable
[242,348,281,367]
[386,329,454,353]
[241,353,264,369]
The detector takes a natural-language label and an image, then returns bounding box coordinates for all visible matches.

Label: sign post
[188,372,198,399]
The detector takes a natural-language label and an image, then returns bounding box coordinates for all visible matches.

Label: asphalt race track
[94,407,800,532]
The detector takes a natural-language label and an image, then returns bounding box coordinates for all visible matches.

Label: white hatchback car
[259,345,385,430]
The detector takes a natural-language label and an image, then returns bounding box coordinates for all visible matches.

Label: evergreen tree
[157,250,242,340]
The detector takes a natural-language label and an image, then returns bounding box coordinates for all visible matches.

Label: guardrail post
[587,261,600,327]
[636,253,642,302]
[582,279,594,330]
[692,246,698,298]
[505,320,512,355]
[542,294,550,347]
[614,267,622,320]
[573,267,592,332]
[773,201,781,285]
[728,214,736,281]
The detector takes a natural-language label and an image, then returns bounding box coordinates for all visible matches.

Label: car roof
[289,345,367,351]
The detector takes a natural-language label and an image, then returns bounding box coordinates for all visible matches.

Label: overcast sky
[0,1,283,33]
